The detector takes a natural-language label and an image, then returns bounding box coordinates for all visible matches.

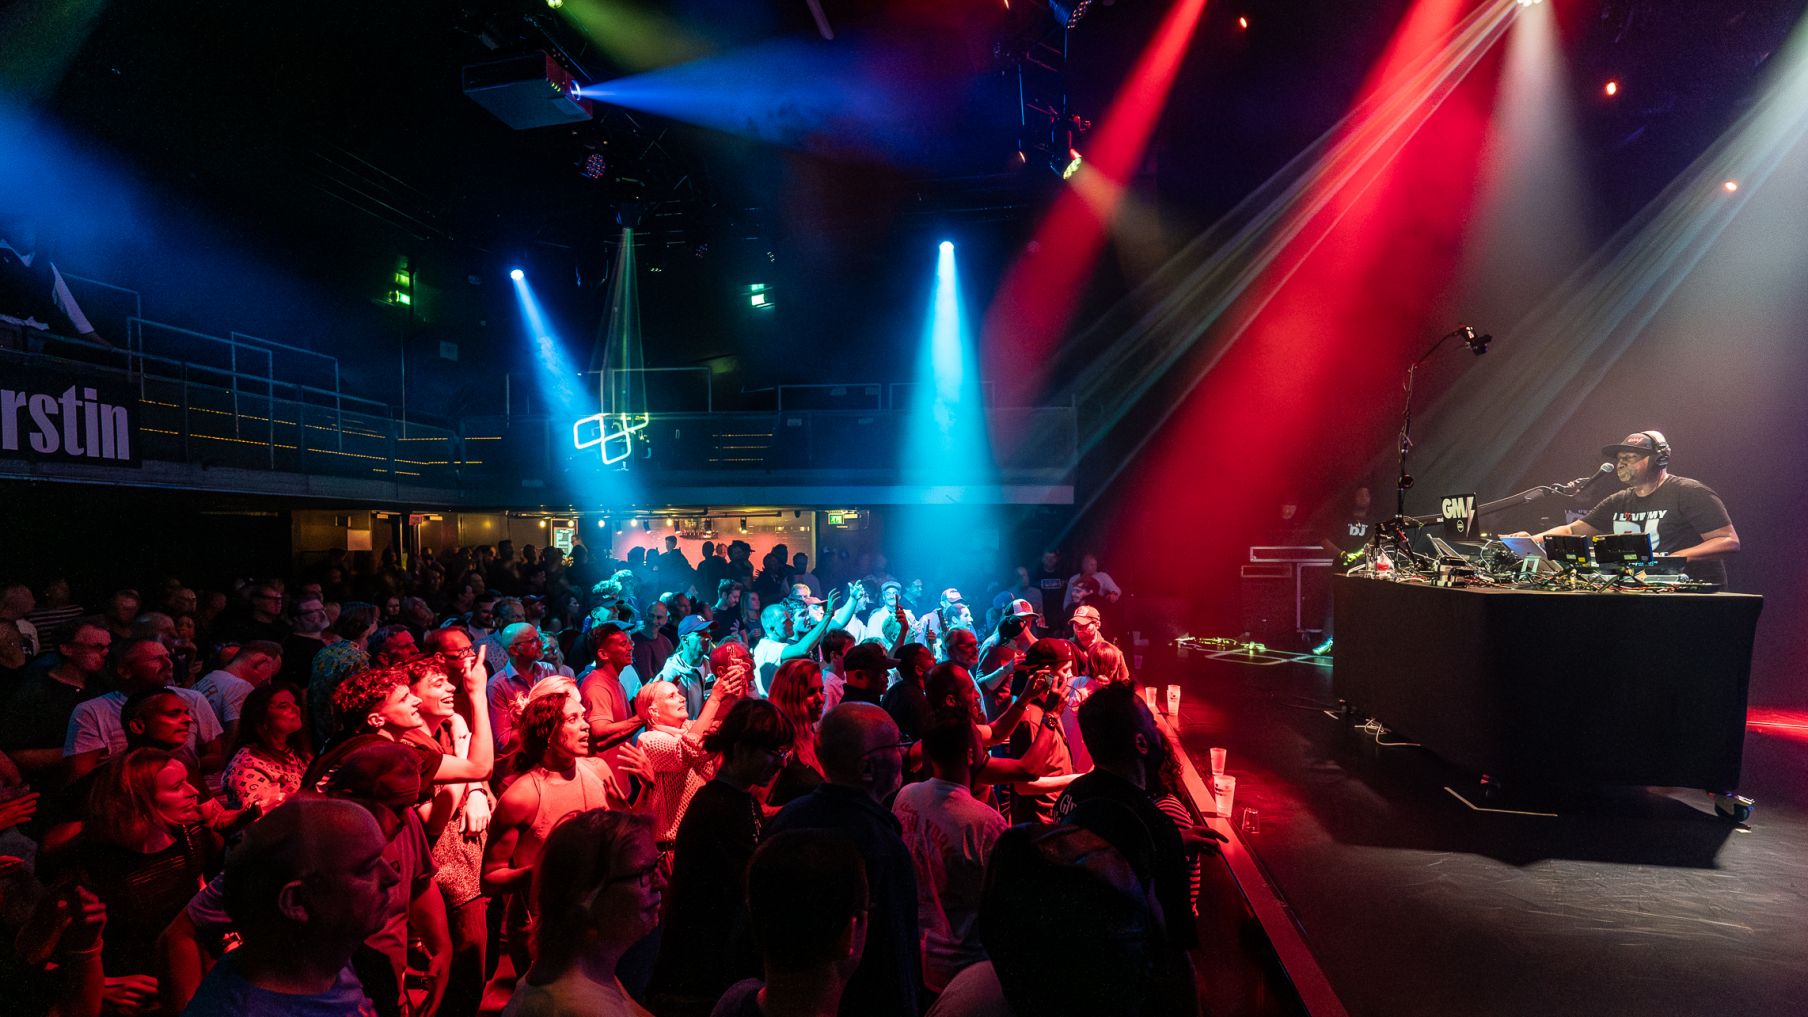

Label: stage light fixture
[1515,0,1543,7]
[1723,179,1740,192]
[1054,148,1083,180]
[1604,80,1619,97]
[940,241,955,253]
[510,268,525,281]
[546,0,563,8]
[1238,16,1249,30]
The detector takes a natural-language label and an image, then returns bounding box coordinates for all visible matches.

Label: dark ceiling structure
[12,0,1806,417]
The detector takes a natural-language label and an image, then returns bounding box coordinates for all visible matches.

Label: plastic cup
[1214,774,1236,818]
[1241,808,1260,835]
[1165,684,1181,716]
[1141,686,1158,713]
[1209,747,1227,778]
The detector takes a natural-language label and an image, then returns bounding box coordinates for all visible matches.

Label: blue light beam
[509,270,582,414]
[904,241,993,491]
[575,38,976,166]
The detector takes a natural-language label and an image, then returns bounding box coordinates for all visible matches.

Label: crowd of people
[0,539,1223,1017]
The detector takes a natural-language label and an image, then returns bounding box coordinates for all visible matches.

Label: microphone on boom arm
[1554,462,1616,499]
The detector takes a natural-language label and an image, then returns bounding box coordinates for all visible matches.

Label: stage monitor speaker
[1240,564,1294,640]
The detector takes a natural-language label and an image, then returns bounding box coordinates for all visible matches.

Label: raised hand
[616,742,655,784]
[465,643,489,691]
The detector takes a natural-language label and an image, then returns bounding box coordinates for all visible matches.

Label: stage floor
[1165,652,1808,1017]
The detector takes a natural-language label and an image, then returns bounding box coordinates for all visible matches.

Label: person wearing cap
[1526,430,1739,587]
[654,613,716,719]
[912,587,969,648]
[1070,605,1132,689]
[866,580,916,646]
[977,599,1040,715]
[1004,639,1084,824]
[1062,553,1122,613]
[841,641,902,707]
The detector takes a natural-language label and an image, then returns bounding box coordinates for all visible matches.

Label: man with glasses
[0,621,111,781]
[1524,430,1740,587]
[766,702,920,1017]
[225,582,293,646]
[655,614,716,719]
[486,621,560,755]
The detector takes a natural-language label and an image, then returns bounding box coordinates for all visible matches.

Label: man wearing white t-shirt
[1062,553,1122,612]
[65,637,224,779]
[751,585,857,696]
[893,711,1008,993]
[193,640,284,746]
[865,580,915,648]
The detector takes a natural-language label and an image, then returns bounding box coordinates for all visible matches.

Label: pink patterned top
[222,745,309,812]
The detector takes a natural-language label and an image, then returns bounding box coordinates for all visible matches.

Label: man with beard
[1526,430,1739,587]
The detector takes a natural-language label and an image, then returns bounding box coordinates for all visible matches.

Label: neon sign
[572,411,650,465]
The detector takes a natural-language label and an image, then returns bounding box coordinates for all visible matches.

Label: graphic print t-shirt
[1581,475,1732,586]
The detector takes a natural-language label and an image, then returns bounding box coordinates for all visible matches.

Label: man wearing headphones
[1530,430,1740,586]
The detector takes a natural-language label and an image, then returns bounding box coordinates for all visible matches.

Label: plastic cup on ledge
[1141,686,1158,713]
[1165,684,1181,716]
[1209,747,1227,778]
[1214,774,1236,818]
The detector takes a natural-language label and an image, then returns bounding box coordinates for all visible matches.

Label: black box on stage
[1241,564,1294,640]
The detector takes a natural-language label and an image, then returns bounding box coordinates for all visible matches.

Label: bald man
[487,621,559,754]
[182,798,398,1015]
[766,703,920,1016]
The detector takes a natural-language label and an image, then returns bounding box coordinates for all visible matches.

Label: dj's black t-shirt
[1581,475,1733,586]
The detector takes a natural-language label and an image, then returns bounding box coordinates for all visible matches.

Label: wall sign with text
[1,364,141,467]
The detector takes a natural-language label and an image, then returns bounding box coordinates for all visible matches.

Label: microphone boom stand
[1374,326,1490,570]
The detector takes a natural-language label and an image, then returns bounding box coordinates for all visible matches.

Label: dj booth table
[1331,575,1763,790]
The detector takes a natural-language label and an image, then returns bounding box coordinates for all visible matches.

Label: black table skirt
[1332,575,1763,789]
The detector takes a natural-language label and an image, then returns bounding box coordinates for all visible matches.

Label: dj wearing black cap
[1529,430,1741,586]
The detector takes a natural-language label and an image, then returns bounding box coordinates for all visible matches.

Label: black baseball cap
[844,642,902,673]
[1601,431,1666,459]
